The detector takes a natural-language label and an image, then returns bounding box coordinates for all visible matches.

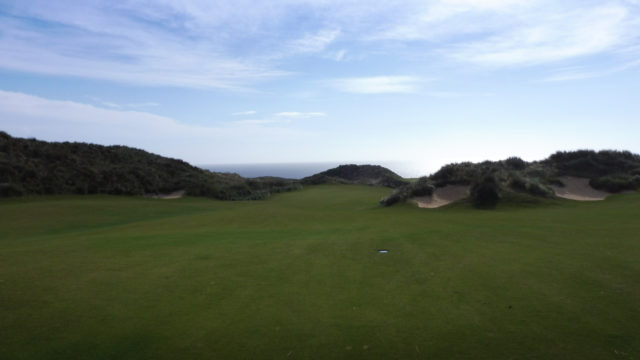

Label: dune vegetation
[4,132,640,210]
[381,151,640,208]
[301,164,408,188]
[0,132,301,200]
[1,185,639,359]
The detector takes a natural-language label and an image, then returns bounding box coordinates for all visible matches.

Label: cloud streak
[0,2,290,89]
[448,4,635,66]
[288,29,341,54]
[232,110,258,116]
[369,0,640,67]
[275,112,326,119]
[0,90,307,163]
[328,76,424,94]
[0,0,639,90]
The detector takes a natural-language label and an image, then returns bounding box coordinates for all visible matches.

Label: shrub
[411,177,435,196]
[526,179,554,197]
[590,174,640,193]
[547,177,564,187]
[380,177,435,206]
[0,183,24,196]
[508,176,527,192]
[431,162,478,186]
[380,193,401,206]
[504,157,527,170]
[508,174,554,197]
[547,150,640,177]
[470,174,500,208]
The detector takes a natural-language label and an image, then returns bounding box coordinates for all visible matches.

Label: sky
[1,0,640,176]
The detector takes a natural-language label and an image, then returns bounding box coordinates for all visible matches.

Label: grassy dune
[1,186,639,359]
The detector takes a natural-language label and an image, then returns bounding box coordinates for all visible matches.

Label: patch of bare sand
[412,185,469,208]
[149,190,186,199]
[550,176,609,201]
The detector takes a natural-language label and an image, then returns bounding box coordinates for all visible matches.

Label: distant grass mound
[0,131,301,199]
[382,151,640,208]
[302,164,408,188]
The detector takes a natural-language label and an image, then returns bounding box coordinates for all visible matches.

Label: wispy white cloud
[371,0,531,42]
[232,110,257,116]
[1,0,639,90]
[0,90,307,163]
[230,111,326,125]
[87,97,122,109]
[232,119,287,125]
[329,49,347,62]
[288,29,341,54]
[128,102,160,108]
[86,97,160,109]
[328,76,424,94]
[0,2,289,89]
[539,58,640,82]
[448,4,635,66]
[539,69,600,83]
[367,0,640,67]
[275,112,326,119]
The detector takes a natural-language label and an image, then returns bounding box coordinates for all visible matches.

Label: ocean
[200,162,419,179]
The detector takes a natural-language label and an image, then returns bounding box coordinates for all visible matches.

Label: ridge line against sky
[1,0,639,175]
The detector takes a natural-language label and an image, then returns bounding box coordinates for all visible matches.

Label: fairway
[1,185,639,359]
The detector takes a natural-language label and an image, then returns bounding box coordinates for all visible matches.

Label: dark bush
[504,157,527,170]
[0,183,24,196]
[547,150,640,177]
[431,162,479,186]
[470,174,500,208]
[526,180,554,197]
[380,193,401,206]
[508,174,554,197]
[547,177,564,187]
[508,176,527,192]
[590,174,640,193]
[380,177,435,206]
[411,177,435,196]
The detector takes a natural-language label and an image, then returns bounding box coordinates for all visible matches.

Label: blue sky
[1,0,639,176]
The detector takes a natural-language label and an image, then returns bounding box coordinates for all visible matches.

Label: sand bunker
[550,176,610,201]
[412,185,469,208]
[149,190,186,199]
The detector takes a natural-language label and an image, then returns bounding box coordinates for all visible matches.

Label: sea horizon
[200,161,423,179]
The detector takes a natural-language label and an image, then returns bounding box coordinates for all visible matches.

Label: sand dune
[551,176,609,201]
[412,185,469,208]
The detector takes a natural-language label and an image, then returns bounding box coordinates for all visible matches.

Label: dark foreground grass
[1,186,639,359]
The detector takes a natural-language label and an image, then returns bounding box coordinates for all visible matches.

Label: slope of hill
[301,164,408,188]
[0,131,301,199]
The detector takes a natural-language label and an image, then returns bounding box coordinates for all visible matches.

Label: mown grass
[1,186,639,359]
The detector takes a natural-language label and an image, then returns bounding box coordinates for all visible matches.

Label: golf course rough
[1,185,638,359]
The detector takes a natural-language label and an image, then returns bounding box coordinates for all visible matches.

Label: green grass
[1,185,639,359]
